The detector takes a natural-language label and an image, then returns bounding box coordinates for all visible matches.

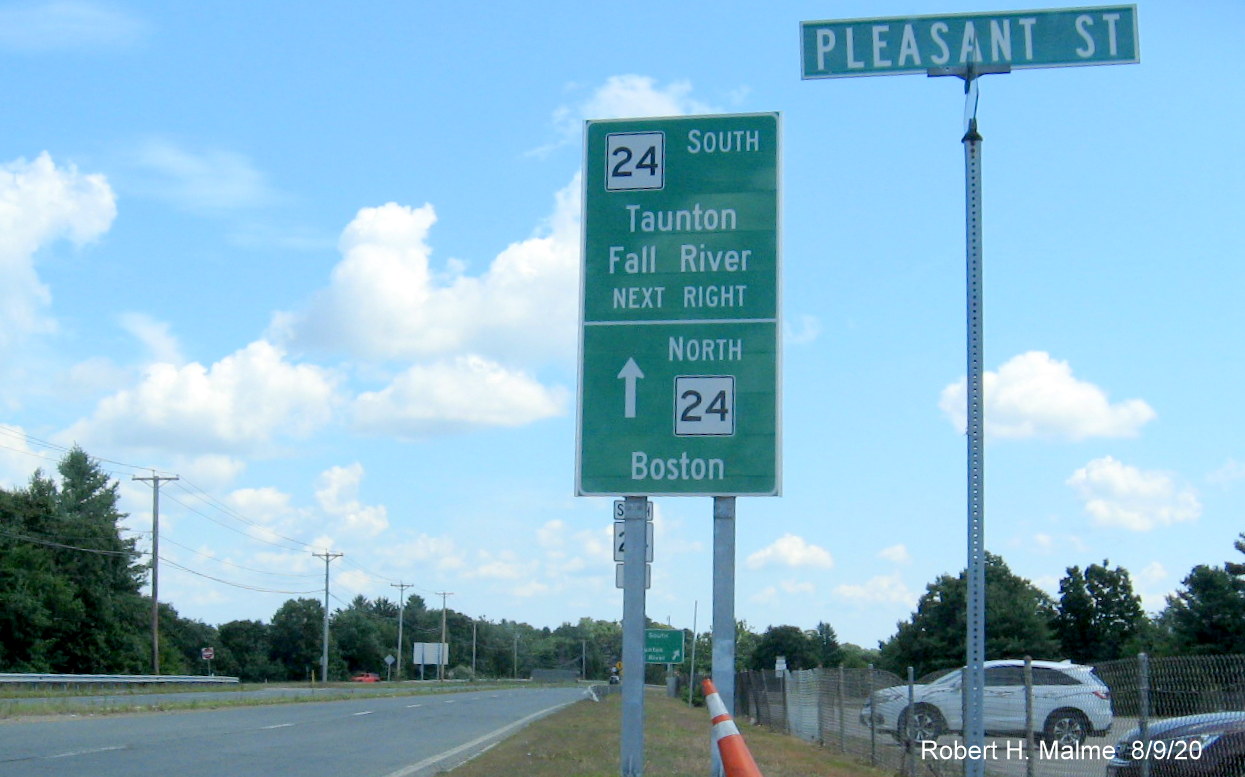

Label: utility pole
[133,471,178,675]
[471,617,478,678]
[513,632,518,679]
[313,551,343,683]
[391,581,412,681]
[436,591,453,681]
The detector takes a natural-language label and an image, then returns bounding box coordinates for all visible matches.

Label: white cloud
[1067,456,1201,531]
[784,314,822,346]
[63,340,339,454]
[0,152,115,351]
[537,75,719,157]
[745,534,833,570]
[939,351,1155,440]
[352,356,566,439]
[578,74,715,122]
[0,2,149,51]
[0,425,48,487]
[119,312,184,364]
[127,138,280,213]
[375,534,465,572]
[749,580,816,605]
[833,572,917,607]
[270,179,581,367]
[1208,459,1245,488]
[878,544,911,564]
[315,463,389,538]
[228,486,296,523]
[1026,532,1086,555]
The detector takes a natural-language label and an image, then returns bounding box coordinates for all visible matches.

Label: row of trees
[873,547,1245,678]
[5,448,1245,680]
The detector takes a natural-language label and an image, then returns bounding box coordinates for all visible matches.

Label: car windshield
[927,669,961,687]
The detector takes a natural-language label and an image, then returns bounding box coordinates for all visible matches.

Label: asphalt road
[0,685,589,777]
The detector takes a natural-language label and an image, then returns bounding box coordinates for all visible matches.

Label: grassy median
[449,689,887,777]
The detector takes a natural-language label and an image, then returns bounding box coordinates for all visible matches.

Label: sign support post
[925,64,1000,777]
[621,495,648,777]
[711,496,736,777]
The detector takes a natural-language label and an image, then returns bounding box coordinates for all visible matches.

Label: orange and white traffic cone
[703,678,764,777]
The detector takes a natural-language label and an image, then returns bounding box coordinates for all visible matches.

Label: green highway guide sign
[644,629,685,664]
[577,113,780,497]
[801,5,1138,79]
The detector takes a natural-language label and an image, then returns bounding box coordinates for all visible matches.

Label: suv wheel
[897,704,946,743]
[1043,709,1089,747]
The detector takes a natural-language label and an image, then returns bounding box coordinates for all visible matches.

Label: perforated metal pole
[963,110,987,777]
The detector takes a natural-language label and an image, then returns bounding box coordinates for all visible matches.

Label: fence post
[869,663,877,767]
[906,666,916,777]
[1024,656,1035,777]
[838,665,847,753]
[1139,652,1151,777]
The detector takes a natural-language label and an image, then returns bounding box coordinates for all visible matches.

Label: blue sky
[1,0,1242,650]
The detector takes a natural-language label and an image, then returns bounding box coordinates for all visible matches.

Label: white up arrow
[617,358,644,419]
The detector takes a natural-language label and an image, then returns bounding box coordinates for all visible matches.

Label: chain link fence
[737,655,1245,777]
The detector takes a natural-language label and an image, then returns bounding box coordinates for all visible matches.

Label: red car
[350,672,380,683]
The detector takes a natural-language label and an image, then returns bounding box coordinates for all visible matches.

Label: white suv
[860,659,1113,746]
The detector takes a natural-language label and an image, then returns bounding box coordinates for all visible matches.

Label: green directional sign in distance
[801,5,1138,79]
[577,113,780,497]
[644,629,685,664]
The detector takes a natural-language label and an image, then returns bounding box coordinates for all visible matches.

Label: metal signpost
[579,113,780,777]
[800,8,1137,777]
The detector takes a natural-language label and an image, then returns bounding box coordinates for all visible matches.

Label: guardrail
[0,673,239,686]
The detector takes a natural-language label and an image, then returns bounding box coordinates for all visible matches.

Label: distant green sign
[801,5,1138,79]
[645,629,684,664]
[577,113,781,497]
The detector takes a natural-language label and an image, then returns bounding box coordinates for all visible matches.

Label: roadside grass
[448,690,890,777]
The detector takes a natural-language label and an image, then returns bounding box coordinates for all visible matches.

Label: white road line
[380,699,578,777]
[442,699,456,704]
[261,723,294,730]
[47,745,127,759]
[353,711,374,717]
[406,703,423,708]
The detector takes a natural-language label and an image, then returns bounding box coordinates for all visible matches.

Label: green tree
[840,643,881,669]
[218,619,277,681]
[0,475,83,671]
[333,596,385,674]
[878,552,1058,677]
[55,449,148,673]
[1055,560,1144,663]
[1162,564,1245,655]
[1223,533,1245,576]
[748,625,819,671]
[813,621,844,667]
[271,598,326,680]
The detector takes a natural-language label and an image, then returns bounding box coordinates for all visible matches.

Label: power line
[157,534,319,579]
[160,557,321,595]
[0,526,134,556]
